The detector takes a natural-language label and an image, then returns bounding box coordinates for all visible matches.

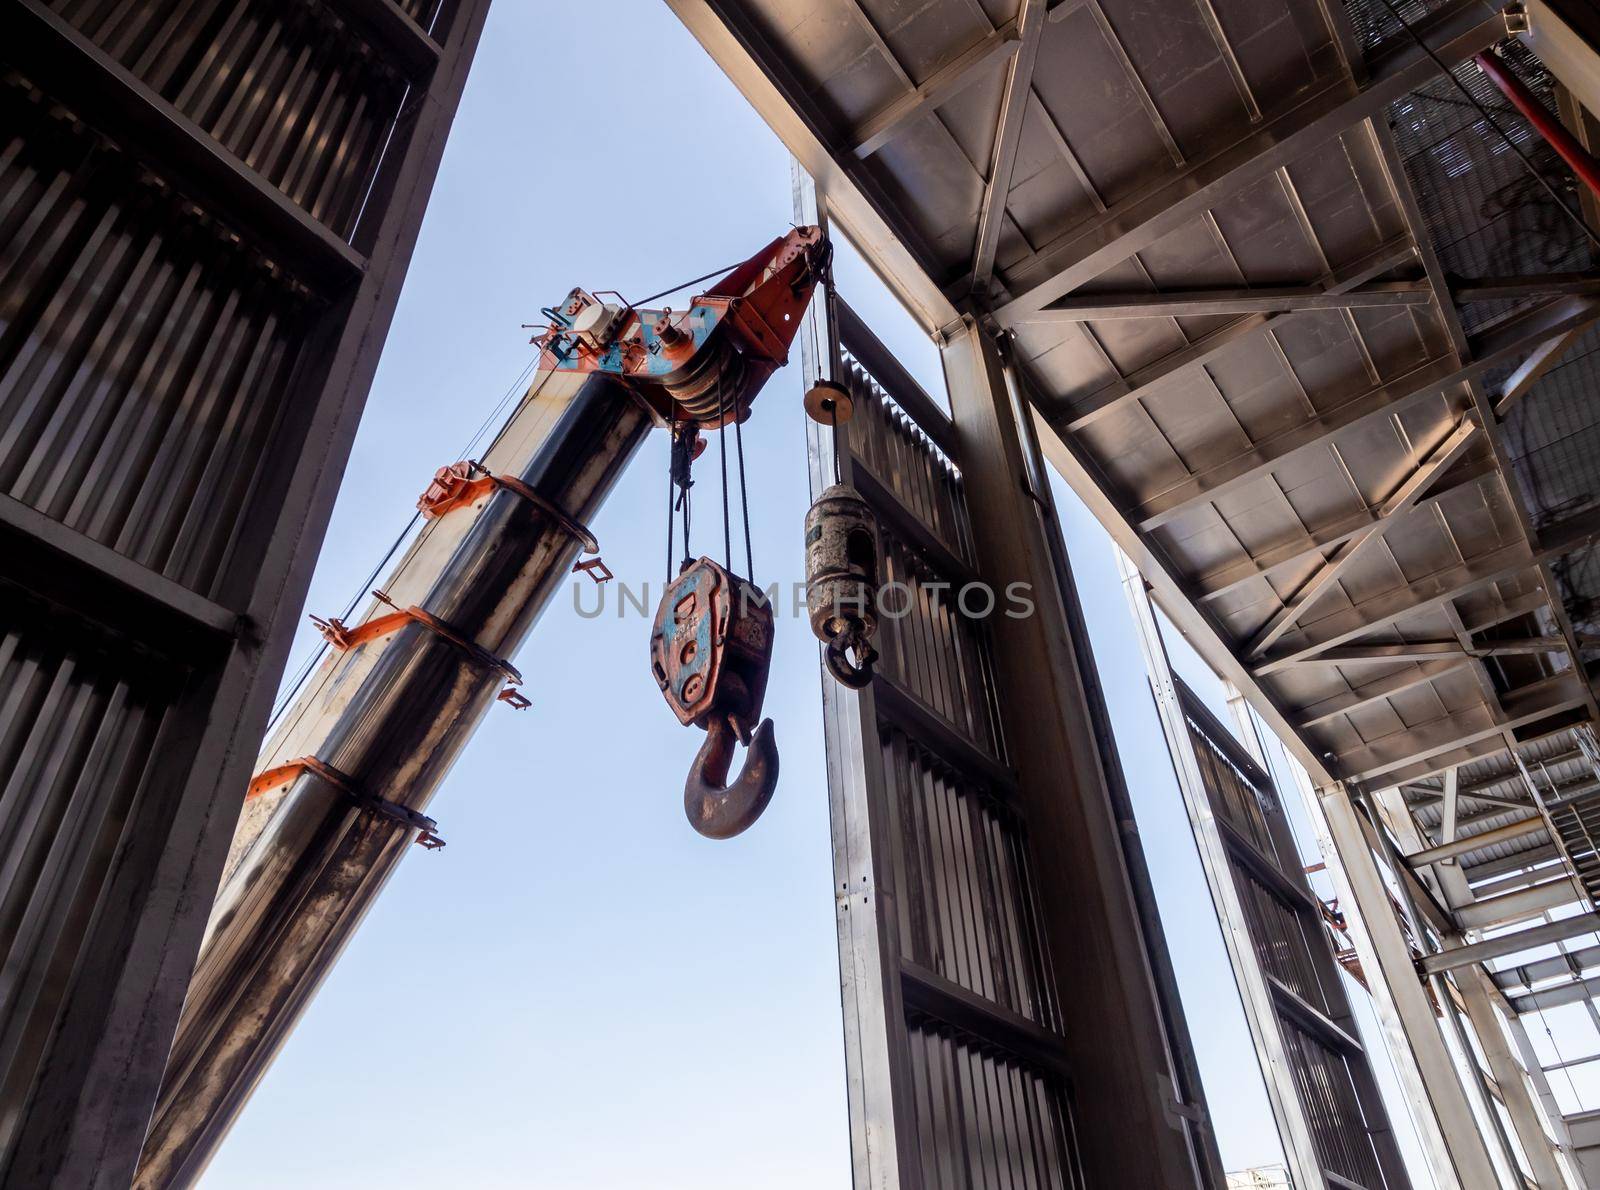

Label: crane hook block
[805,484,880,689]
[650,557,779,838]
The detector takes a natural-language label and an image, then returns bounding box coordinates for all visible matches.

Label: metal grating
[1385,38,1595,334]
[887,726,1060,1029]
[906,1016,1085,1190]
[0,591,178,1160]
[1500,324,1600,529]
[0,76,308,596]
[43,0,410,241]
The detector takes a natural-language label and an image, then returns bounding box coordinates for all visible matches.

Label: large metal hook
[824,629,877,690]
[684,714,779,839]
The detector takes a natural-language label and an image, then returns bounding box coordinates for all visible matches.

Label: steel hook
[684,714,779,839]
[824,632,877,690]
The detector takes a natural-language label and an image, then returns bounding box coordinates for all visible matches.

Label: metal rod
[1406,816,1546,866]
[1454,877,1583,930]
[1474,49,1600,201]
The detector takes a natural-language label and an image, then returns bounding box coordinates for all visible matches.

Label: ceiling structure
[671,0,1599,878]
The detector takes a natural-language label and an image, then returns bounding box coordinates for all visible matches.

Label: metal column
[1457,965,1580,1188]
[0,2,490,1185]
[1316,784,1503,1188]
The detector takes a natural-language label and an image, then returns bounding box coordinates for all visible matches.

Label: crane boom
[134,229,826,1188]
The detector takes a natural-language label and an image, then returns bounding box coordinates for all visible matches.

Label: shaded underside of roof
[692,0,1600,808]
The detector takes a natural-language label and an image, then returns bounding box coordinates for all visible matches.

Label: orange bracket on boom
[417,460,601,556]
[310,590,527,708]
[245,755,445,850]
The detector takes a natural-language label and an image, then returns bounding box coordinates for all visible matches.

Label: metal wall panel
[800,166,1220,1179]
[0,0,490,1182]
[809,295,1088,1188]
[1124,560,1410,1190]
[884,726,1059,1031]
[44,0,410,241]
[0,592,178,1159]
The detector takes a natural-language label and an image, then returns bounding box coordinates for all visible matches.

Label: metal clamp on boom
[245,756,445,850]
[310,589,527,709]
[417,460,601,556]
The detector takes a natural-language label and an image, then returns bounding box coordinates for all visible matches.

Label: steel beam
[1316,784,1501,1188]
[1302,638,1581,664]
[1456,878,1584,930]
[669,0,960,334]
[1134,296,1600,533]
[1520,0,1600,131]
[1463,843,1562,882]
[1299,659,1476,728]
[790,174,920,1190]
[1254,504,1600,676]
[1424,912,1600,972]
[1457,967,1576,1189]
[899,962,1071,1080]
[1493,943,1600,993]
[1508,972,1600,1013]
[991,0,1507,326]
[328,0,442,79]
[943,319,1209,1189]
[1454,273,1600,302]
[1245,420,1479,657]
[850,19,1022,157]
[1022,281,1432,322]
[1056,237,1416,434]
[1496,325,1590,414]
[1407,817,1547,866]
[971,0,1047,288]
[0,493,236,648]
[1120,554,1326,1190]
[1338,676,1589,784]
[1195,458,1497,603]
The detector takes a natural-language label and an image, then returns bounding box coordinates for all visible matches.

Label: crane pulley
[530,227,829,838]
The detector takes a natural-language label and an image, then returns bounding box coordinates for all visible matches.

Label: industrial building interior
[4,0,1600,1186]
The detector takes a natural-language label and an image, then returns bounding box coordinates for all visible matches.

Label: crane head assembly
[528,226,833,840]
[530,226,828,427]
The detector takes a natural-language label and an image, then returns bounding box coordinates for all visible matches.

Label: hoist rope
[633,260,745,309]
[718,384,731,573]
[666,428,676,585]
[734,409,753,582]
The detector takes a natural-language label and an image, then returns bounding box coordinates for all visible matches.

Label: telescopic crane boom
[134,228,828,1189]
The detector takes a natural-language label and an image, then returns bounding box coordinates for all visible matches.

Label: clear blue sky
[197,3,1432,1185]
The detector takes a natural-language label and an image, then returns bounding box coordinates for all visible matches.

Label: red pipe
[1474,49,1600,201]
